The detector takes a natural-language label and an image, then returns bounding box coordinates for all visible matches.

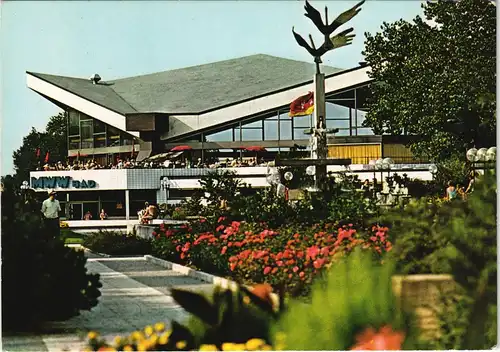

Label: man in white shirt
[41,189,61,239]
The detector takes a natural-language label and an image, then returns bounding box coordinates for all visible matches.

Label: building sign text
[31,176,97,189]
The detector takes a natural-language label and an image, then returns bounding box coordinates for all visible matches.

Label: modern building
[28,54,430,221]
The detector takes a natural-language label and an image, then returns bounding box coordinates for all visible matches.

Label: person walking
[41,189,61,239]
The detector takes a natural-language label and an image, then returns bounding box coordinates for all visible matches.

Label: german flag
[289,91,314,117]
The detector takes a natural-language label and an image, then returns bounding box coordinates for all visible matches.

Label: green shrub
[83,230,152,256]
[377,172,497,349]
[1,176,102,330]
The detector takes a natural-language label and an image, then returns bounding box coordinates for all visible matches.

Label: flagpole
[312,72,328,190]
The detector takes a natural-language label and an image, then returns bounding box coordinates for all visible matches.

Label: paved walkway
[2,255,213,352]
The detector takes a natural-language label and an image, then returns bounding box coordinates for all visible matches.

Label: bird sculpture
[292,0,365,72]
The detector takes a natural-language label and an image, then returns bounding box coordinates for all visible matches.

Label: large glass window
[264,120,278,140]
[80,120,93,149]
[206,129,233,142]
[94,134,106,148]
[293,115,312,128]
[356,128,375,136]
[279,120,292,140]
[107,126,121,147]
[93,119,106,134]
[293,127,310,140]
[68,111,80,136]
[69,136,80,150]
[242,120,262,128]
[326,103,350,119]
[241,128,262,141]
[326,119,351,130]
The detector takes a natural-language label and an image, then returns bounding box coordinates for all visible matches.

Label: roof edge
[26,71,137,115]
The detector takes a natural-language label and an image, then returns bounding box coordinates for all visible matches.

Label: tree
[362,0,496,162]
[12,113,67,182]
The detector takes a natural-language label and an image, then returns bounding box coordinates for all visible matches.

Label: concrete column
[125,190,130,221]
[66,193,70,219]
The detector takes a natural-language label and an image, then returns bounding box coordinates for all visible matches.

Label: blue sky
[1,1,425,175]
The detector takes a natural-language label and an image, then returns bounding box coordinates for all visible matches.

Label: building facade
[28,54,430,220]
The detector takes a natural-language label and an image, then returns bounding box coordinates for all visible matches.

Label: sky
[1,1,425,176]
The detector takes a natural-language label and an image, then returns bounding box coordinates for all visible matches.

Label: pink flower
[293,266,299,273]
[221,246,228,255]
[263,266,272,275]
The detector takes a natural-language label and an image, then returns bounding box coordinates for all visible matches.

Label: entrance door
[70,203,83,220]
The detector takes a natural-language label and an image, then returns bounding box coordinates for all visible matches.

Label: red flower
[299,271,305,278]
[263,266,272,275]
[271,267,279,274]
[320,246,329,256]
[221,246,228,255]
[306,246,320,260]
[216,225,225,232]
[350,325,405,350]
[313,258,325,269]
[218,216,226,223]
[230,262,237,271]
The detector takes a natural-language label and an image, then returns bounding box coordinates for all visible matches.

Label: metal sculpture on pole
[292,0,364,189]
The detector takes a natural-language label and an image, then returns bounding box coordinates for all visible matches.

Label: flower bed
[150,217,392,296]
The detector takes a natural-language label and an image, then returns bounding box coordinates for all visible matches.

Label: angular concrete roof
[28,54,343,115]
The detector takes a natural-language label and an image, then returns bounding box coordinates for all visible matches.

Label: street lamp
[20,180,30,203]
[428,164,438,180]
[160,177,171,205]
[375,158,394,190]
[466,146,496,173]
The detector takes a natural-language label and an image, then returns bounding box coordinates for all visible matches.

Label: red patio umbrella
[244,146,267,152]
[170,145,193,152]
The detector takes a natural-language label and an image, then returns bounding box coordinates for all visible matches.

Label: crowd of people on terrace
[35,156,270,171]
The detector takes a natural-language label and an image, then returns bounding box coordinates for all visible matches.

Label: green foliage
[1,178,102,330]
[378,173,497,349]
[434,155,471,189]
[12,113,67,181]
[273,249,423,350]
[363,0,496,161]
[83,230,152,256]
[180,170,378,229]
[378,198,448,274]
